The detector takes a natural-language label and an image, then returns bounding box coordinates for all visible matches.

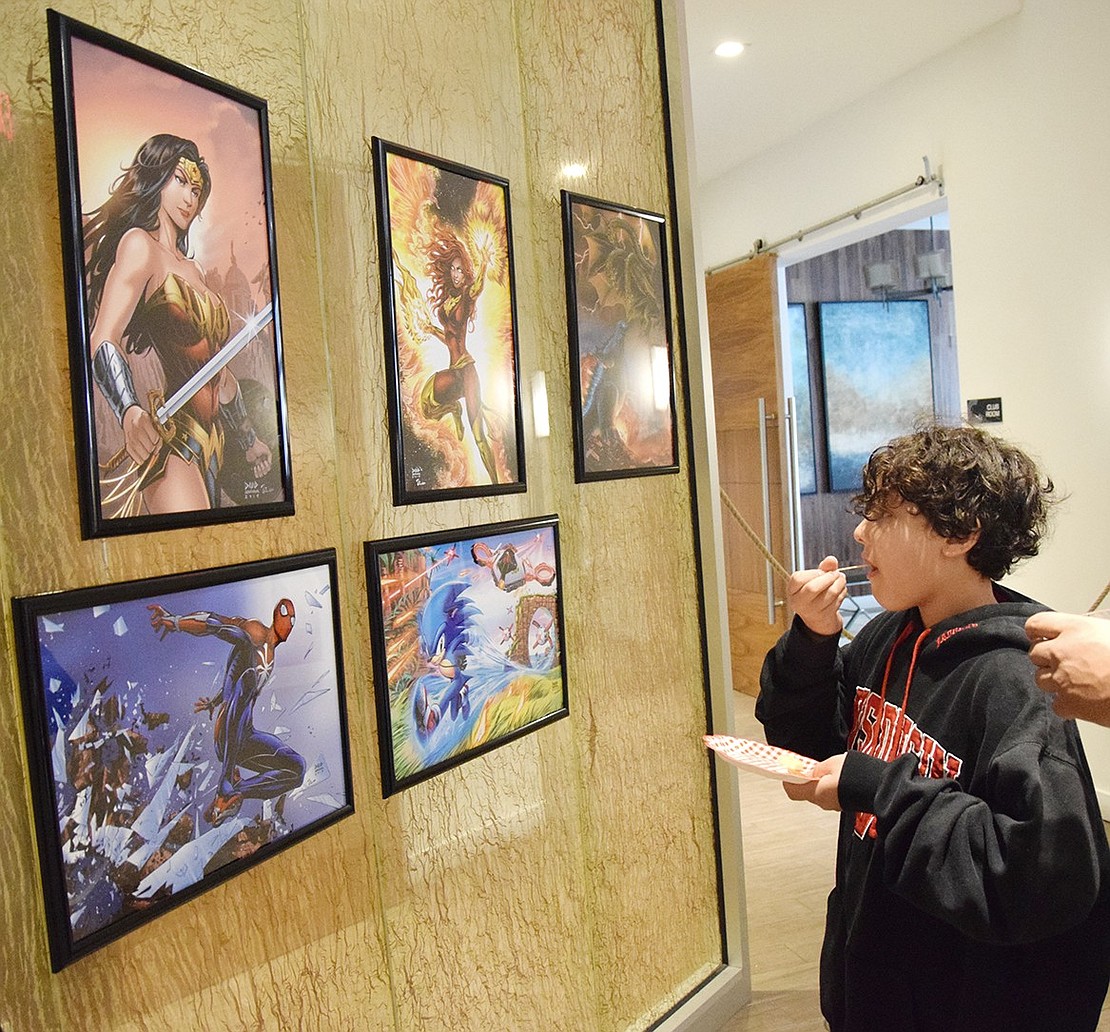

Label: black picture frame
[48,10,294,537]
[786,302,818,496]
[371,138,527,504]
[365,515,568,795]
[818,299,933,493]
[561,191,679,482]
[13,549,353,971]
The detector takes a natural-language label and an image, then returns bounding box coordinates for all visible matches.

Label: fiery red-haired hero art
[48,11,294,537]
[373,139,526,504]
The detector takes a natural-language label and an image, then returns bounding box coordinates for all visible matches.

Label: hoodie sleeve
[756,615,851,760]
[838,714,1104,943]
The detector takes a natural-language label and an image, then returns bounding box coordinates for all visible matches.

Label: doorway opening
[778,204,959,630]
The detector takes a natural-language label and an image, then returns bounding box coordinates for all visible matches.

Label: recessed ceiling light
[714,40,745,58]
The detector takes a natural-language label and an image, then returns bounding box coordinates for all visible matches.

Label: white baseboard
[646,966,749,1032]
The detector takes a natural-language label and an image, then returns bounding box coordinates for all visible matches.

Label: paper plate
[704,734,818,783]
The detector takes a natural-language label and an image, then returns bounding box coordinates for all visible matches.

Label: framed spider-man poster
[365,515,568,796]
[561,191,679,482]
[12,550,353,971]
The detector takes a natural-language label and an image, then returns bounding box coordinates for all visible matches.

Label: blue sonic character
[413,580,479,737]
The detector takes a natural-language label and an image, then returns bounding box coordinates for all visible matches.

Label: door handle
[758,397,777,625]
[784,395,803,572]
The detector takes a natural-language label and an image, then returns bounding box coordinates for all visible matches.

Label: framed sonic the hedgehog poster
[371,137,527,505]
[48,10,294,538]
[12,550,353,971]
[365,515,568,795]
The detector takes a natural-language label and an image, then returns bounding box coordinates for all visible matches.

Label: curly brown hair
[851,423,1057,581]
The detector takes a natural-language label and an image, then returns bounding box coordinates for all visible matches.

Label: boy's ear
[942,526,981,558]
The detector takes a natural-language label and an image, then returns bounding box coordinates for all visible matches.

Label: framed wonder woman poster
[48,10,294,537]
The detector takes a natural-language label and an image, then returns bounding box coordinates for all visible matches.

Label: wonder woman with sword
[84,133,273,518]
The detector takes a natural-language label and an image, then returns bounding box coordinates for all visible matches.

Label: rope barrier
[1088,578,1110,614]
[718,486,855,641]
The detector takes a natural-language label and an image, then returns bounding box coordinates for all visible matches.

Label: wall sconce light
[651,346,671,412]
[914,250,950,291]
[531,370,550,438]
[864,261,897,291]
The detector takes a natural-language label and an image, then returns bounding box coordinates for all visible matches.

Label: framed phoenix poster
[372,138,526,504]
[48,10,294,538]
[365,515,568,795]
[561,192,679,481]
[13,550,353,971]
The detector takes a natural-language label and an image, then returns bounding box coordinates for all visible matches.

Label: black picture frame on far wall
[372,137,527,504]
[48,10,294,537]
[13,550,353,971]
[561,191,679,482]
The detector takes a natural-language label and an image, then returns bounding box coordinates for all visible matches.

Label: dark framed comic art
[48,10,294,538]
[560,192,679,482]
[371,138,527,504]
[13,550,353,971]
[365,515,568,796]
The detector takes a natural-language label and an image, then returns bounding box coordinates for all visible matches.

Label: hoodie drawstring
[873,620,932,761]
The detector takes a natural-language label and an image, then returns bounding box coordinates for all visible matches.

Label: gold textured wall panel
[0,0,722,1028]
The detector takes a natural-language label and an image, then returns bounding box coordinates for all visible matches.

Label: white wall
[695,0,1110,804]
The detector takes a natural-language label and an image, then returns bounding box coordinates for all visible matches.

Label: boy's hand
[788,556,847,637]
[783,753,844,811]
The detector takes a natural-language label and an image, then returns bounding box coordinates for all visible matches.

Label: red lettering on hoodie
[935,622,979,647]
[849,686,964,841]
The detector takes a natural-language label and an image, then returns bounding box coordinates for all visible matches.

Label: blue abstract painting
[819,300,933,492]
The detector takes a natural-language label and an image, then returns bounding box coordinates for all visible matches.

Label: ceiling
[683,0,1023,185]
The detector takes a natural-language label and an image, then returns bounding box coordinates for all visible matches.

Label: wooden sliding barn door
[706,253,794,697]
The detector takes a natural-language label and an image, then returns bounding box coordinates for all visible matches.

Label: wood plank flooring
[715,691,1110,1031]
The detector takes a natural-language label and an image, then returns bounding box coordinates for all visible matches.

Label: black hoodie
[758,587,1110,1032]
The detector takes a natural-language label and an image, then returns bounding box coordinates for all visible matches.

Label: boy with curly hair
[757,423,1110,1032]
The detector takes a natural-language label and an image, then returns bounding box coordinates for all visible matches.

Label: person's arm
[469,246,490,300]
[148,605,253,648]
[88,230,161,464]
[837,663,1103,943]
[217,370,272,478]
[149,605,238,715]
[1026,611,1110,725]
[756,556,852,760]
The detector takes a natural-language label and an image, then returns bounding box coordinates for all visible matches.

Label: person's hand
[1026,611,1110,725]
[783,753,844,811]
[122,406,161,465]
[788,556,847,637]
[148,604,173,638]
[246,437,272,479]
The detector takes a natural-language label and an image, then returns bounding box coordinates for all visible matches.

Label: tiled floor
[715,689,1110,1032]
[713,693,837,1032]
